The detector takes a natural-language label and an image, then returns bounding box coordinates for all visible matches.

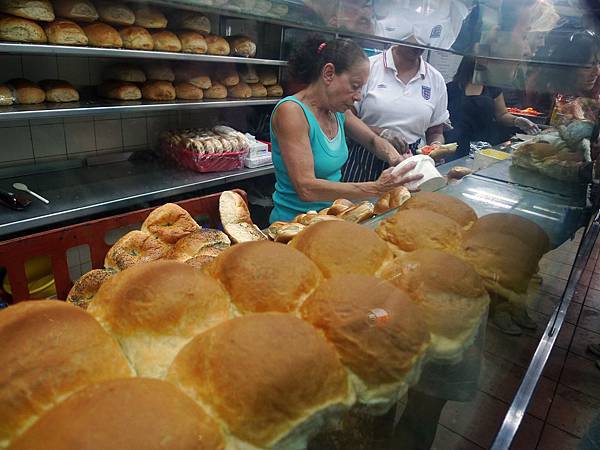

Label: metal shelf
[0,43,287,66]
[0,98,279,120]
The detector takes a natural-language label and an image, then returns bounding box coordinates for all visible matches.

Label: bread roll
[380,249,490,361]
[173,11,210,33]
[301,274,430,407]
[446,165,473,180]
[207,241,322,314]
[167,229,230,261]
[142,80,176,101]
[258,67,277,85]
[228,81,251,99]
[289,220,393,278]
[203,81,227,99]
[144,62,174,81]
[8,78,45,104]
[175,81,203,100]
[0,300,133,446]
[151,30,181,52]
[133,5,167,28]
[119,25,153,50]
[469,213,550,257]
[400,191,477,230]
[248,82,267,97]
[338,200,374,223]
[0,15,46,42]
[10,378,225,450]
[141,202,200,243]
[98,80,141,100]
[205,33,229,55]
[327,198,354,215]
[53,0,97,22]
[167,314,351,448]
[89,260,231,377]
[214,64,239,86]
[103,63,146,82]
[96,0,134,25]
[0,84,14,105]
[266,83,283,97]
[39,79,79,102]
[177,30,206,53]
[374,186,411,215]
[66,268,114,310]
[238,64,259,83]
[44,18,87,45]
[104,230,170,271]
[0,0,54,21]
[174,63,211,89]
[227,35,256,57]
[83,22,122,47]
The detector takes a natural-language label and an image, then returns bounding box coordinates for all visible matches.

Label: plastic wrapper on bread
[160,125,249,173]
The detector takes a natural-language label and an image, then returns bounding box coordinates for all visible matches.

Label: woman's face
[576,52,600,93]
[323,59,370,112]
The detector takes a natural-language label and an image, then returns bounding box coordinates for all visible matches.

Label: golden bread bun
[168,228,230,261]
[0,84,14,105]
[66,268,114,310]
[8,78,45,104]
[207,241,322,313]
[96,1,134,25]
[97,80,141,100]
[0,0,54,21]
[53,0,98,22]
[119,25,153,50]
[227,81,252,99]
[257,67,277,85]
[141,80,176,101]
[301,274,430,406]
[174,63,212,88]
[133,5,167,28]
[103,63,146,82]
[174,81,203,99]
[374,186,411,215]
[141,202,200,244]
[203,82,227,99]
[151,30,181,52]
[214,64,239,86]
[376,209,463,255]
[167,313,351,448]
[173,11,210,33]
[219,190,267,242]
[83,22,122,47]
[248,82,267,97]
[380,249,489,361]
[327,198,354,215]
[289,220,392,278]
[104,230,170,271]
[177,30,207,53]
[266,83,283,97]
[0,15,47,42]
[0,300,133,447]
[39,79,79,102]
[9,378,225,450]
[400,191,477,229]
[338,200,374,223]
[89,260,231,378]
[267,221,305,242]
[44,18,87,45]
[205,33,229,55]
[226,35,256,57]
[469,213,550,257]
[446,165,473,180]
[144,62,174,81]
[238,64,259,83]
[462,231,540,301]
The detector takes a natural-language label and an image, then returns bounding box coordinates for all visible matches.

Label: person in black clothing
[444,56,540,159]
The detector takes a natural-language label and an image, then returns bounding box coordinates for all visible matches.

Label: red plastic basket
[162,142,248,173]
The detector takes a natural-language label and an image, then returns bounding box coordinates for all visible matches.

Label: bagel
[141,203,200,244]
[104,230,170,271]
[168,229,230,261]
[66,269,114,310]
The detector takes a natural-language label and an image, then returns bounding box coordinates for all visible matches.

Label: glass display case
[0,0,599,449]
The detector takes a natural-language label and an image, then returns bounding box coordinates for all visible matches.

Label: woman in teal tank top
[269,37,422,223]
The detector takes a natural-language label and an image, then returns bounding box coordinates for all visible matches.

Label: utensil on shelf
[0,188,31,210]
[12,183,49,204]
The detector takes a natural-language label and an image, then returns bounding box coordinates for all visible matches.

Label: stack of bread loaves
[0,78,79,105]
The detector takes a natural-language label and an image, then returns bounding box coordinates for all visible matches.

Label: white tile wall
[65,121,96,154]
[0,127,33,163]
[31,124,66,158]
[94,119,123,150]
[122,117,148,148]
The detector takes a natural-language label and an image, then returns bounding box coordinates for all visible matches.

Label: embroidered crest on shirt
[430,25,442,38]
[421,86,431,100]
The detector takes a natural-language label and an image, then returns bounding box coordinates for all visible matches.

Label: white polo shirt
[355,48,449,147]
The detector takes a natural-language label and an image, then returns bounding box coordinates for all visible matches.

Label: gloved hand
[380,128,409,154]
[514,116,541,135]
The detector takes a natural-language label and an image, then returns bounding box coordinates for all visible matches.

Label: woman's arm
[425,124,445,145]
[494,92,540,133]
[273,102,420,202]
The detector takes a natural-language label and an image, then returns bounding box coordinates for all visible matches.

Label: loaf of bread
[214,65,239,86]
[0,0,54,21]
[338,200,374,223]
[258,67,277,85]
[203,82,227,99]
[8,78,45,104]
[39,79,79,102]
[53,0,98,22]
[96,1,134,25]
[248,82,267,97]
[141,202,201,244]
[66,268,114,310]
[83,22,122,47]
[177,30,206,54]
[44,19,87,45]
[119,25,153,50]
[238,64,259,83]
[133,5,167,28]
[227,81,252,99]
[374,186,410,215]
[167,228,230,262]
[151,30,181,52]
[0,83,14,105]
[104,64,146,83]
[400,191,477,230]
[175,82,203,100]
[174,64,211,89]
[173,11,210,33]
[205,34,229,55]
[144,62,174,81]
[226,35,256,57]
[98,80,141,100]
[141,80,176,101]
[0,15,46,42]
[266,83,283,97]
[219,191,267,243]
[446,165,473,180]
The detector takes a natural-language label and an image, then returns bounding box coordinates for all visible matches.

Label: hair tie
[317,42,327,54]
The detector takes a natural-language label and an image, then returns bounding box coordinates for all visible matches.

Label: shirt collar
[383,47,427,80]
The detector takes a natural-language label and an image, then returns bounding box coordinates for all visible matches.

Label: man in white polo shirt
[342,43,449,182]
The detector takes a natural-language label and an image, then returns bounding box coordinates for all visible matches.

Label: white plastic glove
[514,116,541,135]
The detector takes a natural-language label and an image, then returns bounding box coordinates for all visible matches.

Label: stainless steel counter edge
[0,165,274,238]
[0,43,287,66]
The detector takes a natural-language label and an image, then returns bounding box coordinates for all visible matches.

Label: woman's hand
[380,129,408,154]
[374,162,423,195]
[514,117,541,135]
[373,134,409,166]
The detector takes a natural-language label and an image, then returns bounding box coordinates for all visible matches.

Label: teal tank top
[270,96,348,223]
